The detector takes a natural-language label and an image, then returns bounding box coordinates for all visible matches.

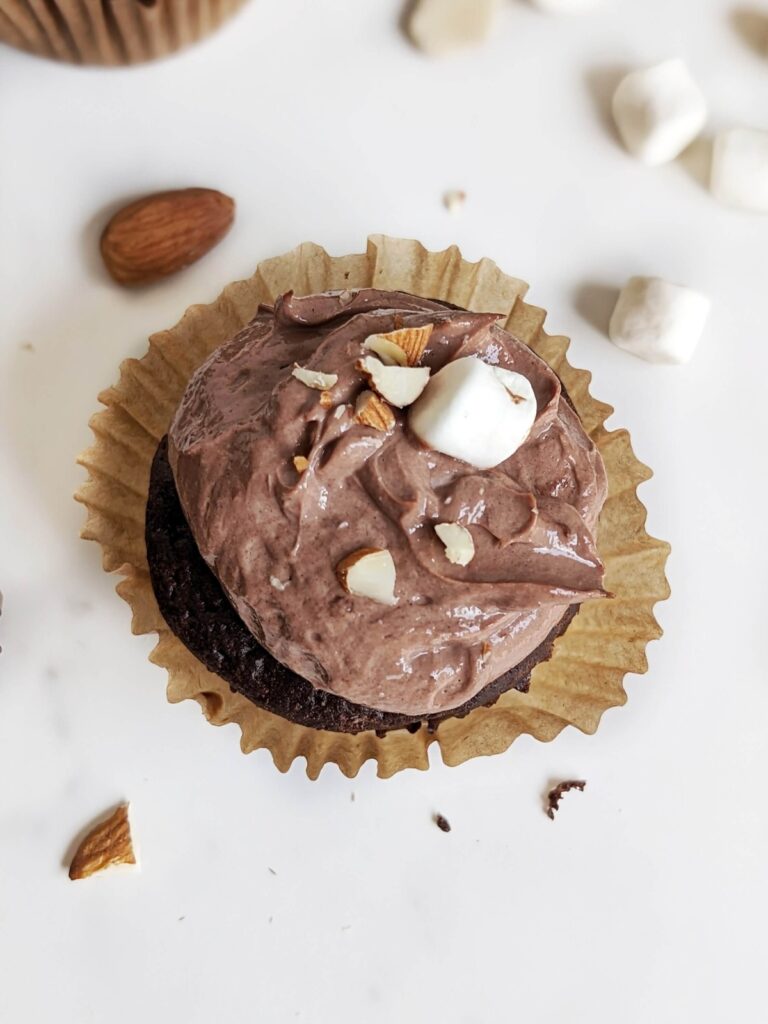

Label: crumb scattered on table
[268,866,277,875]
[546,780,586,820]
[443,189,466,214]
[434,813,451,833]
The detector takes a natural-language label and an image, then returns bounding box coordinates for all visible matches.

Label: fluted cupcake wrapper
[75,235,671,778]
[0,0,247,65]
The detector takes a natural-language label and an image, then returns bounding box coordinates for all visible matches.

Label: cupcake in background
[0,0,248,65]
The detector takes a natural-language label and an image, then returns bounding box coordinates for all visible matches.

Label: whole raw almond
[100,188,235,286]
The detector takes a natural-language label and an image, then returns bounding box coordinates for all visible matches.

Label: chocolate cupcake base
[146,437,578,735]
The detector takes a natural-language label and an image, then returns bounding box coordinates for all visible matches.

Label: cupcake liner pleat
[75,235,671,779]
[0,0,248,64]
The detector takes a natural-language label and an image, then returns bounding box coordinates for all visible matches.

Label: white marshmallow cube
[530,0,601,12]
[609,277,710,365]
[710,128,768,213]
[612,59,707,166]
[408,356,537,470]
[407,0,498,56]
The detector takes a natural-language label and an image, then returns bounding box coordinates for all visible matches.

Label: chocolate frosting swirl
[169,290,607,715]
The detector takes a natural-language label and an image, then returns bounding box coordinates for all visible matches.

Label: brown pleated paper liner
[0,0,247,65]
[75,235,671,779]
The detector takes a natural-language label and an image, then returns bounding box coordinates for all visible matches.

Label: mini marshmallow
[407,0,498,56]
[408,356,536,470]
[612,59,707,166]
[609,277,710,365]
[710,128,768,213]
[530,0,601,12]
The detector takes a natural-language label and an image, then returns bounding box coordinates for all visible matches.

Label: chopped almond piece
[292,365,338,390]
[435,522,475,566]
[68,804,136,880]
[354,390,396,432]
[336,547,398,606]
[356,356,430,408]
[363,324,433,366]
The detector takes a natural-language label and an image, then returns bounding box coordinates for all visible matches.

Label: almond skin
[68,803,136,880]
[100,188,235,286]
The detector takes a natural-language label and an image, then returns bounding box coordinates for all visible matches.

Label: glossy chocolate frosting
[168,289,607,715]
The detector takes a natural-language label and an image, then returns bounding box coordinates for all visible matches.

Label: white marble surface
[1,2,767,1021]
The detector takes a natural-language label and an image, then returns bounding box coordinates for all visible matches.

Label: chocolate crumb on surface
[434,813,451,833]
[546,780,586,820]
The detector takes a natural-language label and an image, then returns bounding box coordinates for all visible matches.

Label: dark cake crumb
[546,780,586,820]
[434,813,451,833]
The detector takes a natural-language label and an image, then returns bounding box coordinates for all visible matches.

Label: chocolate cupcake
[150,287,607,734]
[77,236,670,777]
[0,0,247,65]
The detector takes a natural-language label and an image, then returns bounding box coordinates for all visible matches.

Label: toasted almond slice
[354,390,396,432]
[319,390,334,408]
[356,356,430,409]
[435,522,475,566]
[336,547,398,606]
[292,365,339,391]
[293,455,309,473]
[365,324,433,366]
[68,803,136,880]
[362,334,408,366]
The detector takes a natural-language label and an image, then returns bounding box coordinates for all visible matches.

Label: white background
[1,1,767,1021]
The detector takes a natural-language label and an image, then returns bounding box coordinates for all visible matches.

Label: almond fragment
[293,455,309,473]
[336,548,398,606]
[443,189,467,214]
[435,522,475,566]
[68,803,136,880]
[364,324,433,366]
[354,390,396,432]
[292,365,339,391]
[100,188,235,287]
[319,390,334,408]
[356,356,430,409]
[362,335,408,366]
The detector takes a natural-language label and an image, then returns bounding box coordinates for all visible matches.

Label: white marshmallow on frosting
[408,356,537,470]
[710,127,768,213]
[609,276,710,365]
[612,59,707,166]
